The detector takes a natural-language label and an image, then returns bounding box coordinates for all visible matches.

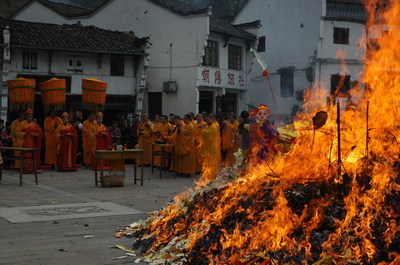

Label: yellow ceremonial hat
[256,104,271,114]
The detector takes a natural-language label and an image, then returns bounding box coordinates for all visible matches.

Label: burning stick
[365,101,370,176]
[337,101,342,181]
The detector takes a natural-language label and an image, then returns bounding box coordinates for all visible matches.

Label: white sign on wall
[197,66,247,90]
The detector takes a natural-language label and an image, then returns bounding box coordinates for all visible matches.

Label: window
[333,27,349,45]
[22,51,37,71]
[228,45,242,70]
[203,40,219,67]
[111,55,125,76]
[257,36,266,52]
[280,70,294,98]
[330,74,351,95]
[67,55,84,73]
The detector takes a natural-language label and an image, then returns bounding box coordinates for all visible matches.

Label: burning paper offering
[116,1,400,264]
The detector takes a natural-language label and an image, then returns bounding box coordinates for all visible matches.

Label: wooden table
[151,142,175,179]
[94,149,144,186]
[0,147,40,186]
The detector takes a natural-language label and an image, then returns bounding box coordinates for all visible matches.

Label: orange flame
[135,1,400,264]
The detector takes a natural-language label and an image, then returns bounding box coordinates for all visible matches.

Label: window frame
[110,55,125,76]
[22,51,38,71]
[280,69,294,98]
[66,55,84,73]
[257,36,266,52]
[333,27,350,45]
[228,44,242,71]
[330,74,351,95]
[203,40,219,68]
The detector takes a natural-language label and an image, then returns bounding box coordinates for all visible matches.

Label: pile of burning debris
[116,152,400,265]
[115,1,400,264]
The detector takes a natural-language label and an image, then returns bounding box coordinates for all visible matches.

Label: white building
[234,0,366,122]
[0,17,148,122]
[11,0,258,117]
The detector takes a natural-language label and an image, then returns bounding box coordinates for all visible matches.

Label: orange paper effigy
[7,78,36,111]
[82,78,107,111]
[39,78,66,112]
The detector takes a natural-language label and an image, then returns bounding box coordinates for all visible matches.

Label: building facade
[12,0,257,117]
[234,0,366,122]
[0,18,148,123]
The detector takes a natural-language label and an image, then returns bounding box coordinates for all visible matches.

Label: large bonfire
[117,1,400,264]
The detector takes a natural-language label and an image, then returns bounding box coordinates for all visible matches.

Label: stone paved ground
[0,165,198,265]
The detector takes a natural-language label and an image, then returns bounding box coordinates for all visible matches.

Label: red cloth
[91,124,111,170]
[57,124,78,172]
[22,122,43,172]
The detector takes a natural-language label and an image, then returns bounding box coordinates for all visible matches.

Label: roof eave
[323,16,366,24]
[10,44,148,55]
[210,28,256,41]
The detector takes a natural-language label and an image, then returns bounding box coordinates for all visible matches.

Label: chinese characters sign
[197,66,247,90]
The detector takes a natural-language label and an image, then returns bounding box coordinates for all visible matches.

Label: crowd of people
[1,104,280,178]
[136,104,280,178]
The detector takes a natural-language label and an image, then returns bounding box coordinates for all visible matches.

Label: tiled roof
[37,0,93,17]
[10,0,94,18]
[326,1,366,23]
[327,0,363,3]
[148,0,256,40]
[210,16,256,40]
[0,18,147,54]
[147,0,210,16]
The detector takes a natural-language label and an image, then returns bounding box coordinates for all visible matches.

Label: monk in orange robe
[91,112,111,170]
[222,114,239,167]
[152,115,163,167]
[82,113,96,167]
[175,114,196,177]
[56,112,78,172]
[44,110,62,168]
[137,113,153,165]
[22,109,43,173]
[195,113,206,173]
[165,115,183,172]
[152,115,171,167]
[200,114,221,180]
[10,111,26,169]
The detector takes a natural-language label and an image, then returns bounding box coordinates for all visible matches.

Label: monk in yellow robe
[44,110,62,168]
[152,115,163,167]
[222,114,239,167]
[10,111,26,168]
[91,112,111,170]
[195,113,206,173]
[137,113,153,165]
[82,113,96,167]
[152,115,171,167]
[175,114,196,177]
[22,109,43,173]
[165,115,183,172]
[200,114,221,180]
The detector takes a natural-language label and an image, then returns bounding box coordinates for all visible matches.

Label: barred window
[228,45,242,71]
[203,40,219,67]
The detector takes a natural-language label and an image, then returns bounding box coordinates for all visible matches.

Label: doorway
[199,91,214,114]
[148,92,162,119]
